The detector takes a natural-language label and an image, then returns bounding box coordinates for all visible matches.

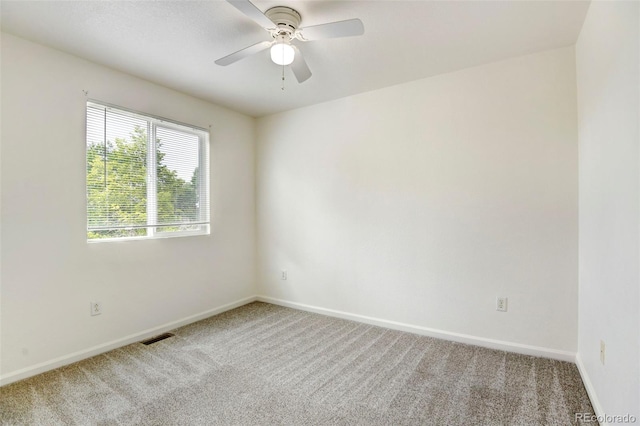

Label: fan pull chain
[281,53,285,91]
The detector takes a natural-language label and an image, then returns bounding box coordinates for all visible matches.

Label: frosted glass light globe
[270,43,295,66]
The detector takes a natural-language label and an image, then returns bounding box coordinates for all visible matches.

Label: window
[86,102,209,241]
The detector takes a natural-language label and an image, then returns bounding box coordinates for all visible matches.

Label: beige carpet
[1,302,595,425]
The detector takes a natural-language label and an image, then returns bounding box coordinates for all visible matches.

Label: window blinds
[86,102,209,240]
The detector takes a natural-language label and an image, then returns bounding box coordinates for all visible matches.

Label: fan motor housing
[265,6,301,33]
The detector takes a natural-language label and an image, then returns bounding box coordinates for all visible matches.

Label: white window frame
[86,101,210,242]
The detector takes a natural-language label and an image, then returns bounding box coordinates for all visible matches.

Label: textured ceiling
[1,1,590,117]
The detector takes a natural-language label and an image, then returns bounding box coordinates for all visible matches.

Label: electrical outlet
[281,270,287,280]
[600,340,605,365]
[90,301,102,316]
[496,297,508,312]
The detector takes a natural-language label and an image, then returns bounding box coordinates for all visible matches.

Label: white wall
[0,33,256,382]
[576,1,639,419]
[256,47,579,354]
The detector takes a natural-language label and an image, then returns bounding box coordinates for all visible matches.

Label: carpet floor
[1,302,595,425]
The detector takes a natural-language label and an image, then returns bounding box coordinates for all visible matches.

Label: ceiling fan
[215,0,365,83]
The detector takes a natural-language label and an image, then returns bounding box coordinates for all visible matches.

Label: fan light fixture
[215,1,365,84]
[271,36,295,65]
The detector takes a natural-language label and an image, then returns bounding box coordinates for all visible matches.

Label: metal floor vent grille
[141,333,175,345]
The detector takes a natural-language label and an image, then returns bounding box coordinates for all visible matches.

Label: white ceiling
[1,0,590,117]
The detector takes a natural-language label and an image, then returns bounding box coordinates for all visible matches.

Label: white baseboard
[575,353,607,424]
[0,296,257,387]
[1,294,578,388]
[256,295,576,362]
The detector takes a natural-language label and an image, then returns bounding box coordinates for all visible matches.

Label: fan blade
[215,40,273,66]
[291,46,312,83]
[226,0,275,29]
[300,19,364,40]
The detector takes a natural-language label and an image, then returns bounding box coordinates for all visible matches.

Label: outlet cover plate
[90,301,102,316]
[496,297,508,312]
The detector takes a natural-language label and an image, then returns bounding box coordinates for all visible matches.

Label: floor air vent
[141,333,175,345]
